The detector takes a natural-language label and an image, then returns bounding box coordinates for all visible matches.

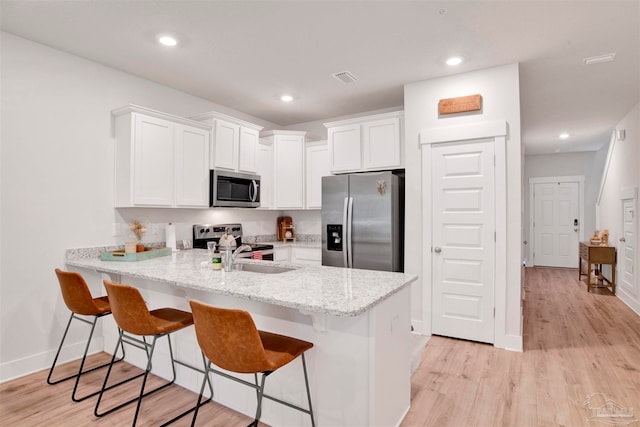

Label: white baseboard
[410,319,430,336]
[411,333,430,373]
[495,334,523,352]
[617,289,640,317]
[0,338,103,383]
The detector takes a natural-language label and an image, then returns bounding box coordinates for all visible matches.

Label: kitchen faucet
[224,244,252,272]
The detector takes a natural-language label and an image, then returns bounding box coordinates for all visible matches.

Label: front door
[431,139,495,344]
[533,182,580,267]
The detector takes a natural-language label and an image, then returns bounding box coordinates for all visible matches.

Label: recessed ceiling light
[157,35,178,47]
[446,57,463,66]
[559,132,570,140]
[584,53,616,65]
[280,95,293,102]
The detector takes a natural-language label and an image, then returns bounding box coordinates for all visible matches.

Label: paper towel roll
[166,223,177,252]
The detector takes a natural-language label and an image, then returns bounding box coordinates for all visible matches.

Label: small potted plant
[129,220,147,252]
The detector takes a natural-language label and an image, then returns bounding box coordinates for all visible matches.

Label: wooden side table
[578,242,616,294]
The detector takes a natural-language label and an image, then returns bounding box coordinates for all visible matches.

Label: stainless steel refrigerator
[322,171,404,272]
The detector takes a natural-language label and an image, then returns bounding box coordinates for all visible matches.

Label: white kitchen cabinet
[327,124,361,173]
[175,124,210,207]
[211,119,239,170]
[305,141,330,209]
[274,246,291,262]
[255,138,274,209]
[190,111,263,173]
[324,111,403,174]
[113,105,211,208]
[261,130,306,209]
[291,247,321,266]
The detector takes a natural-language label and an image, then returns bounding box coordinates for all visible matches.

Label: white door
[533,182,580,267]
[431,139,495,344]
[620,199,636,295]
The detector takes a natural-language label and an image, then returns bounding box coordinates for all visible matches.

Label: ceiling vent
[332,71,358,84]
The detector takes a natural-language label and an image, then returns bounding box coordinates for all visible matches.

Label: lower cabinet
[274,246,291,262]
[273,246,321,266]
[291,247,322,266]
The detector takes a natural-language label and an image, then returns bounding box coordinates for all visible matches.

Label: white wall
[597,103,640,313]
[404,63,523,350]
[0,32,284,381]
[523,149,608,265]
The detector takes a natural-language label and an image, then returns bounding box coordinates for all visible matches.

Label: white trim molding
[419,120,520,351]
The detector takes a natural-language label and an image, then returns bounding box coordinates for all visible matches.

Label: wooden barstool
[47,269,125,402]
[96,280,212,426]
[189,300,315,427]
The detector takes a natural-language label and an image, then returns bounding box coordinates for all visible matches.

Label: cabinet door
[328,124,361,173]
[274,246,291,262]
[175,125,210,207]
[305,142,330,209]
[255,139,274,209]
[292,247,321,265]
[274,135,305,208]
[212,119,239,170]
[238,127,259,173]
[133,114,174,206]
[362,117,401,170]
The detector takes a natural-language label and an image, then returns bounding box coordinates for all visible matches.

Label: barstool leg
[190,359,214,427]
[249,373,268,427]
[95,330,147,418]
[302,354,315,427]
[131,336,159,426]
[47,313,126,402]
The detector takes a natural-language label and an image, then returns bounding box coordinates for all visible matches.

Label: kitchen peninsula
[66,248,417,427]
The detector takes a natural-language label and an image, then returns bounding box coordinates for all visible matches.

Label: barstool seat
[189,300,315,427]
[96,280,212,427]
[47,269,125,402]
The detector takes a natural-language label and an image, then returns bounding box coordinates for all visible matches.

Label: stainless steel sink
[232,263,296,274]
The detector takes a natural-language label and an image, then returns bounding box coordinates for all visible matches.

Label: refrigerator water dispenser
[326,224,343,251]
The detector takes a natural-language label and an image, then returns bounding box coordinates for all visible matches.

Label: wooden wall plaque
[438,94,482,115]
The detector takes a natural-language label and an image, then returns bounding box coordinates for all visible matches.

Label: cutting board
[277,216,293,241]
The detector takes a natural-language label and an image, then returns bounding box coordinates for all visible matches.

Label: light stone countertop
[66,248,416,317]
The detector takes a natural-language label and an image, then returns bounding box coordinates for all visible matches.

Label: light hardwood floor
[2,267,640,426]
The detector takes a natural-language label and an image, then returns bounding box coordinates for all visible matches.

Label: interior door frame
[419,120,508,349]
[528,176,585,267]
[618,187,638,304]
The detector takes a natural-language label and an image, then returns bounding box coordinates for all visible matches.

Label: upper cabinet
[324,111,403,174]
[261,130,306,209]
[255,138,274,209]
[190,111,263,174]
[112,105,211,208]
[305,141,330,209]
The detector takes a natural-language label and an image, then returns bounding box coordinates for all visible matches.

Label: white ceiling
[1,1,638,155]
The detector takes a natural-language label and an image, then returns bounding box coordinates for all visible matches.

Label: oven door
[210,170,260,208]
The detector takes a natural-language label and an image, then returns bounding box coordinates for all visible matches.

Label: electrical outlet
[150,223,159,235]
[111,223,121,236]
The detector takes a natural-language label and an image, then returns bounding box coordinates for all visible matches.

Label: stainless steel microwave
[210,170,260,208]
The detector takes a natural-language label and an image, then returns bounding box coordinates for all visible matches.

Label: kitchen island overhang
[66,248,417,427]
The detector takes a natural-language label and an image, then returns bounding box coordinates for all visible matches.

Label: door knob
[434,247,442,254]
[620,237,626,242]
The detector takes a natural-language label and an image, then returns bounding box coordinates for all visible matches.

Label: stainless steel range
[192,223,274,260]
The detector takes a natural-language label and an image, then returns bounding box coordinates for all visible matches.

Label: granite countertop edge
[65,247,416,317]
